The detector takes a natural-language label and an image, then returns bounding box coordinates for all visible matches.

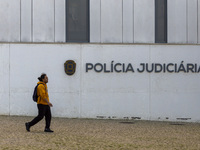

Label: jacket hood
[37,81,46,85]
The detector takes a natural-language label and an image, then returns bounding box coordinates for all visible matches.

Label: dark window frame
[66,0,90,43]
[155,0,167,43]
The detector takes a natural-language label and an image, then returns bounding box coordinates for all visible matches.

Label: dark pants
[29,104,52,129]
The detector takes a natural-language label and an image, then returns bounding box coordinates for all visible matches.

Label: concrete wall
[0,0,199,43]
[0,0,66,42]
[0,0,199,122]
[168,0,199,43]
[0,43,200,122]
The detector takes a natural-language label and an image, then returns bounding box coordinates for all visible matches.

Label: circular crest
[64,60,76,75]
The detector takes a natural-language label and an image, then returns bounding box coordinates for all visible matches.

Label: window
[66,0,89,42]
[155,0,167,43]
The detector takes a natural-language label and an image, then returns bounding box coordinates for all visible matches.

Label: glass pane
[66,0,89,42]
[155,0,167,43]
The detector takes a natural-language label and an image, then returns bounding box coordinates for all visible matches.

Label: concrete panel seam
[9,44,11,116]
[31,0,33,42]
[148,45,152,119]
[186,0,188,43]
[80,45,83,118]
[20,0,21,42]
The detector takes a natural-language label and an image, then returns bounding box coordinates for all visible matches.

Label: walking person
[25,73,54,132]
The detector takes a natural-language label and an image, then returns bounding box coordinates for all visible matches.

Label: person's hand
[48,102,53,107]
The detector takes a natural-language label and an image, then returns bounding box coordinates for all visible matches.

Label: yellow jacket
[37,81,49,105]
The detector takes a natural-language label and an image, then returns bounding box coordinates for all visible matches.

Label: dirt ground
[0,116,200,150]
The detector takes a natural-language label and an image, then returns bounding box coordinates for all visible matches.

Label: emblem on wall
[64,60,76,75]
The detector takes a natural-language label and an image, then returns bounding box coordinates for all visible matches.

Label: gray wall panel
[0,44,10,115]
[55,0,65,42]
[33,0,54,42]
[0,0,20,42]
[21,0,32,42]
[90,0,101,43]
[187,0,198,43]
[134,0,155,43]
[168,0,187,43]
[0,1,7,42]
[123,0,134,43]
[0,0,199,44]
[101,0,122,43]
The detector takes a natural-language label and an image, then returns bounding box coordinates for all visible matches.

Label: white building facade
[0,0,200,122]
